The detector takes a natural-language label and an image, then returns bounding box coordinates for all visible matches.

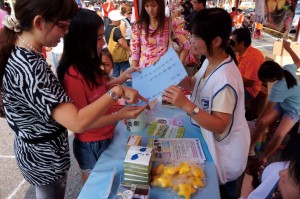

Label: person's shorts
[273,103,300,123]
[73,138,111,173]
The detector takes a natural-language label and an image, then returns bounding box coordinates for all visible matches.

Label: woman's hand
[122,86,148,104]
[118,105,147,119]
[122,67,140,79]
[163,85,191,110]
[107,67,140,87]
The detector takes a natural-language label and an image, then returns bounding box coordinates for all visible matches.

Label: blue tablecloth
[78,104,221,199]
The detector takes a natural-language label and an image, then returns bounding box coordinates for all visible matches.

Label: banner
[264,0,298,33]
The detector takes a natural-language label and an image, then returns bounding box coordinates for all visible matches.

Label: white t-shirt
[199,74,235,113]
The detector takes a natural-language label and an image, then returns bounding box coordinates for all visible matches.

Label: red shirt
[63,66,114,142]
[102,2,115,17]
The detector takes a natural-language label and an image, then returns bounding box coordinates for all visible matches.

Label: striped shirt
[3,46,72,186]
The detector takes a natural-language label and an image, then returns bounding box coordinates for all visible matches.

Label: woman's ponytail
[226,45,238,66]
[283,70,297,89]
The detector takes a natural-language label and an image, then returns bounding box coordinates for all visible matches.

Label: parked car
[239,1,255,11]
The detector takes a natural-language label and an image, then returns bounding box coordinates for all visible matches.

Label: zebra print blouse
[3,46,72,186]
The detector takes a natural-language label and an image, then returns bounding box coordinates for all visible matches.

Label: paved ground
[0,53,82,199]
[0,32,282,199]
[0,120,82,199]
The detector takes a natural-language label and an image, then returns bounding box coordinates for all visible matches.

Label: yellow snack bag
[177,183,196,199]
[163,164,178,175]
[191,165,205,178]
[152,175,172,188]
[178,162,191,174]
[189,176,205,189]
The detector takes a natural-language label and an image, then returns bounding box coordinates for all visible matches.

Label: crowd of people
[0,0,299,199]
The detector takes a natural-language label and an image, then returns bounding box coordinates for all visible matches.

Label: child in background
[101,47,136,88]
[101,47,134,111]
[101,47,115,81]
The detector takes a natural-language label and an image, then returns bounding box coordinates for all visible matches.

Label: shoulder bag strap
[108,27,116,44]
[108,27,117,51]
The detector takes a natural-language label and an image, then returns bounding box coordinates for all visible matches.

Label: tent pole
[134,0,139,21]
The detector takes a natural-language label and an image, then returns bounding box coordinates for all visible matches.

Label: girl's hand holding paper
[163,85,192,111]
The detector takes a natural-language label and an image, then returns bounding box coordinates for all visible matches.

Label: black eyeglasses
[229,39,236,46]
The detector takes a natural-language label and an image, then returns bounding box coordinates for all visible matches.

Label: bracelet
[107,90,119,102]
[114,84,124,99]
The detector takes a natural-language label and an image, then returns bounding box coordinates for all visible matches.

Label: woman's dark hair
[281,133,300,187]
[101,48,113,77]
[0,0,78,91]
[258,61,297,89]
[135,0,165,37]
[190,8,236,62]
[101,47,113,64]
[57,9,105,89]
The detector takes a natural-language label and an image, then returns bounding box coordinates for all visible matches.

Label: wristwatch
[107,90,119,101]
[190,106,200,116]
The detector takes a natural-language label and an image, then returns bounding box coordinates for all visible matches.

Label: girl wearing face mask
[243,133,300,199]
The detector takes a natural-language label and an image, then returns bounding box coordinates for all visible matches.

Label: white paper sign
[148,138,206,164]
[132,47,188,101]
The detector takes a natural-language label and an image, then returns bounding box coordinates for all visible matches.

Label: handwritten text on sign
[132,47,188,101]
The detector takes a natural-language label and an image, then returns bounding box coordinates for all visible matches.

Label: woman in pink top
[131,0,189,68]
[0,3,7,29]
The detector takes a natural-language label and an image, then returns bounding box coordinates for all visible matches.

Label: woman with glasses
[120,3,132,46]
[0,1,145,198]
[163,8,250,199]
